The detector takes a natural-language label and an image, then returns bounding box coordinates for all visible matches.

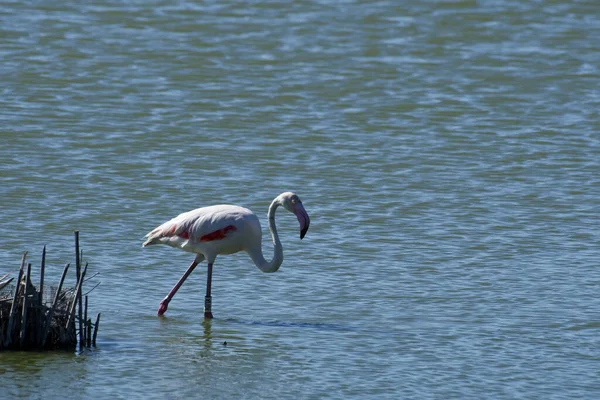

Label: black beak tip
[300,227,308,240]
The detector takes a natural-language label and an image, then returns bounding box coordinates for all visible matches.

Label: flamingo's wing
[142,205,250,247]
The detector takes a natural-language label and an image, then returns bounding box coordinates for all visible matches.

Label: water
[1,0,599,398]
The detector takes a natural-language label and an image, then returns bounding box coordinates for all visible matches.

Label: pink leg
[158,257,200,316]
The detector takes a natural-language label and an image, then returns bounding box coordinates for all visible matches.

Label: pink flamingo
[142,192,310,318]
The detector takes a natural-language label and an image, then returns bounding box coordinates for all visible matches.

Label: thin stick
[84,295,88,346]
[92,313,101,346]
[4,252,27,348]
[36,245,46,345]
[19,263,32,347]
[0,277,14,291]
[75,231,81,281]
[39,245,46,307]
[66,262,87,333]
[41,263,70,348]
[79,263,88,347]
[86,319,92,348]
[83,271,100,283]
[83,281,101,297]
[75,232,84,348]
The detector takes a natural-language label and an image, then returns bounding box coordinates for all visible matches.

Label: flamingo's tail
[142,237,157,247]
[142,226,167,247]
[143,214,194,247]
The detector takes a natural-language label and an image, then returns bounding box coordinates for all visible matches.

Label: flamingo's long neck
[249,197,283,273]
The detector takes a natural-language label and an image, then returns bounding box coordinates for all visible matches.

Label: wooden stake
[86,319,92,348]
[75,231,81,281]
[79,263,88,347]
[41,263,69,348]
[66,262,87,333]
[19,263,32,347]
[75,232,84,348]
[36,246,46,346]
[92,313,101,347]
[39,245,46,307]
[84,295,88,346]
[4,252,27,348]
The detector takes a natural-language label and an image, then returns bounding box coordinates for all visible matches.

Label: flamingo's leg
[158,255,201,316]
[204,263,214,319]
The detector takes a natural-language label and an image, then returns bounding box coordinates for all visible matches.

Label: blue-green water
[1,1,599,398]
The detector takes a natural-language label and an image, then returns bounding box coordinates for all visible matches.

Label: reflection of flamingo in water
[143,192,310,319]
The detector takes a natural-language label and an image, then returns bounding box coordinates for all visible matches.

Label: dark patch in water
[222,318,354,333]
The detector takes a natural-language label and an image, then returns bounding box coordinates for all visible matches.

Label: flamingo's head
[279,192,310,239]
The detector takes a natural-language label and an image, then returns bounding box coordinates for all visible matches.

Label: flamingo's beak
[294,203,310,240]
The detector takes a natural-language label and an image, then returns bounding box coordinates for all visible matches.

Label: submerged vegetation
[0,232,100,351]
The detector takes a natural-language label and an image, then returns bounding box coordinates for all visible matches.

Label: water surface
[1,0,599,398]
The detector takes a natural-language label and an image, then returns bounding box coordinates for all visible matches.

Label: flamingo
[142,192,310,318]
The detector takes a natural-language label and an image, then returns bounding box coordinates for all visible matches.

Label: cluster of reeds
[0,232,100,351]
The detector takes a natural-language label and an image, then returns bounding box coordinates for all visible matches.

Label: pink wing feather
[142,205,247,247]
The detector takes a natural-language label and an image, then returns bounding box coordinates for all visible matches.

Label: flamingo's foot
[158,298,170,316]
[204,311,214,319]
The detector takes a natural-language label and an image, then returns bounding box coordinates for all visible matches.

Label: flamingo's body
[143,192,310,318]
[143,205,260,263]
